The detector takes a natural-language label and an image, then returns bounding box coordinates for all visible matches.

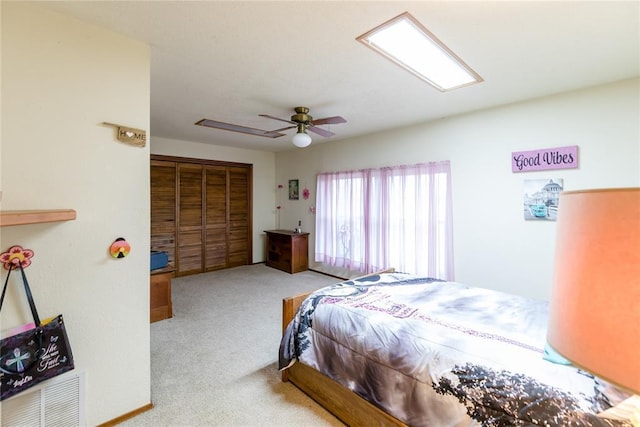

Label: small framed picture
[288,179,299,200]
[523,178,563,221]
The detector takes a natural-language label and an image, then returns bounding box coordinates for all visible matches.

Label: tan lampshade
[547,188,640,394]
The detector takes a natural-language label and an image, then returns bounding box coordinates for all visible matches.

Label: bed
[279,271,634,426]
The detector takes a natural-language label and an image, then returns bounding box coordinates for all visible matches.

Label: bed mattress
[279,273,633,426]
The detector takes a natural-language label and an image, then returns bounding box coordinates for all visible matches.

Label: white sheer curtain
[315,161,454,280]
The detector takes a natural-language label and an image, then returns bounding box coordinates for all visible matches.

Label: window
[315,161,454,280]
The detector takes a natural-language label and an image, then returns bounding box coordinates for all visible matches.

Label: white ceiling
[35,1,639,152]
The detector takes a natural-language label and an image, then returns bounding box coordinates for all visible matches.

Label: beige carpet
[120,264,345,426]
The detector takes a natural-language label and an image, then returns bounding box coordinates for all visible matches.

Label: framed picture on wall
[523,178,563,221]
[289,179,299,200]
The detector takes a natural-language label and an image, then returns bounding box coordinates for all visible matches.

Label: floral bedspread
[279,273,632,426]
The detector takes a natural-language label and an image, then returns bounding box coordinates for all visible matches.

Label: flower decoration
[0,245,35,270]
[302,188,310,200]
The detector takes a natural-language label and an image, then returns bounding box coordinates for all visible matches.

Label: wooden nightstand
[150,268,173,322]
[265,230,309,274]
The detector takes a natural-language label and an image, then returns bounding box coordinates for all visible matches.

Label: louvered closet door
[228,167,250,267]
[151,155,252,277]
[177,164,203,276]
[150,161,177,268]
[204,166,228,271]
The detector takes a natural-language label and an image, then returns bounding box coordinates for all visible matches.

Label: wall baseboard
[308,268,348,280]
[97,403,154,427]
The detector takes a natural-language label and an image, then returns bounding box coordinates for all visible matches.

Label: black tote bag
[0,262,74,401]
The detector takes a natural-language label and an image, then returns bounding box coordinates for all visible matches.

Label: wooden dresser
[265,230,309,274]
[150,268,173,322]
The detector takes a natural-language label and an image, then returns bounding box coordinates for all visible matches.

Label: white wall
[275,79,640,300]
[150,137,276,262]
[1,3,150,425]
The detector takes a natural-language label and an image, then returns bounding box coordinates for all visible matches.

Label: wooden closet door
[177,164,203,276]
[151,155,252,277]
[204,166,228,271]
[150,160,176,267]
[228,167,250,267]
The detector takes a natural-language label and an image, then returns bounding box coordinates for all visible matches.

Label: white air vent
[1,371,85,427]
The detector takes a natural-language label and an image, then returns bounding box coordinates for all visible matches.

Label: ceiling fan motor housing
[291,106,312,124]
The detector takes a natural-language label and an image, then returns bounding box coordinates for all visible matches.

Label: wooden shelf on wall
[0,209,77,227]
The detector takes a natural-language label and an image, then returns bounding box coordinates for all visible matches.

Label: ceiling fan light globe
[292,132,312,148]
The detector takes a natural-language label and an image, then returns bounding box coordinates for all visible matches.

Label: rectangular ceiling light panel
[357,12,483,91]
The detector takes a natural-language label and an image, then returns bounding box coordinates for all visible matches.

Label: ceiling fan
[260,107,347,147]
[195,106,346,148]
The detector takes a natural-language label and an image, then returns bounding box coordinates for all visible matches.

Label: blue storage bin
[150,251,169,271]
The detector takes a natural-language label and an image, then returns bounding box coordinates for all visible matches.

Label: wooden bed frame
[281,269,408,427]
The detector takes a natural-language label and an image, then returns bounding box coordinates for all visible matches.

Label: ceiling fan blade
[195,119,285,138]
[308,125,335,138]
[312,116,347,126]
[259,114,294,125]
[270,125,297,133]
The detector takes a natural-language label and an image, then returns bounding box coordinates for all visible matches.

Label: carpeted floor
[120,264,345,426]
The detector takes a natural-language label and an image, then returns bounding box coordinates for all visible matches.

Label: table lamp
[547,187,639,395]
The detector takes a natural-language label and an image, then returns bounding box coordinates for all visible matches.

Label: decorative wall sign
[512,145,578,173]
[523,178,564,221]
[103,122,147,147]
